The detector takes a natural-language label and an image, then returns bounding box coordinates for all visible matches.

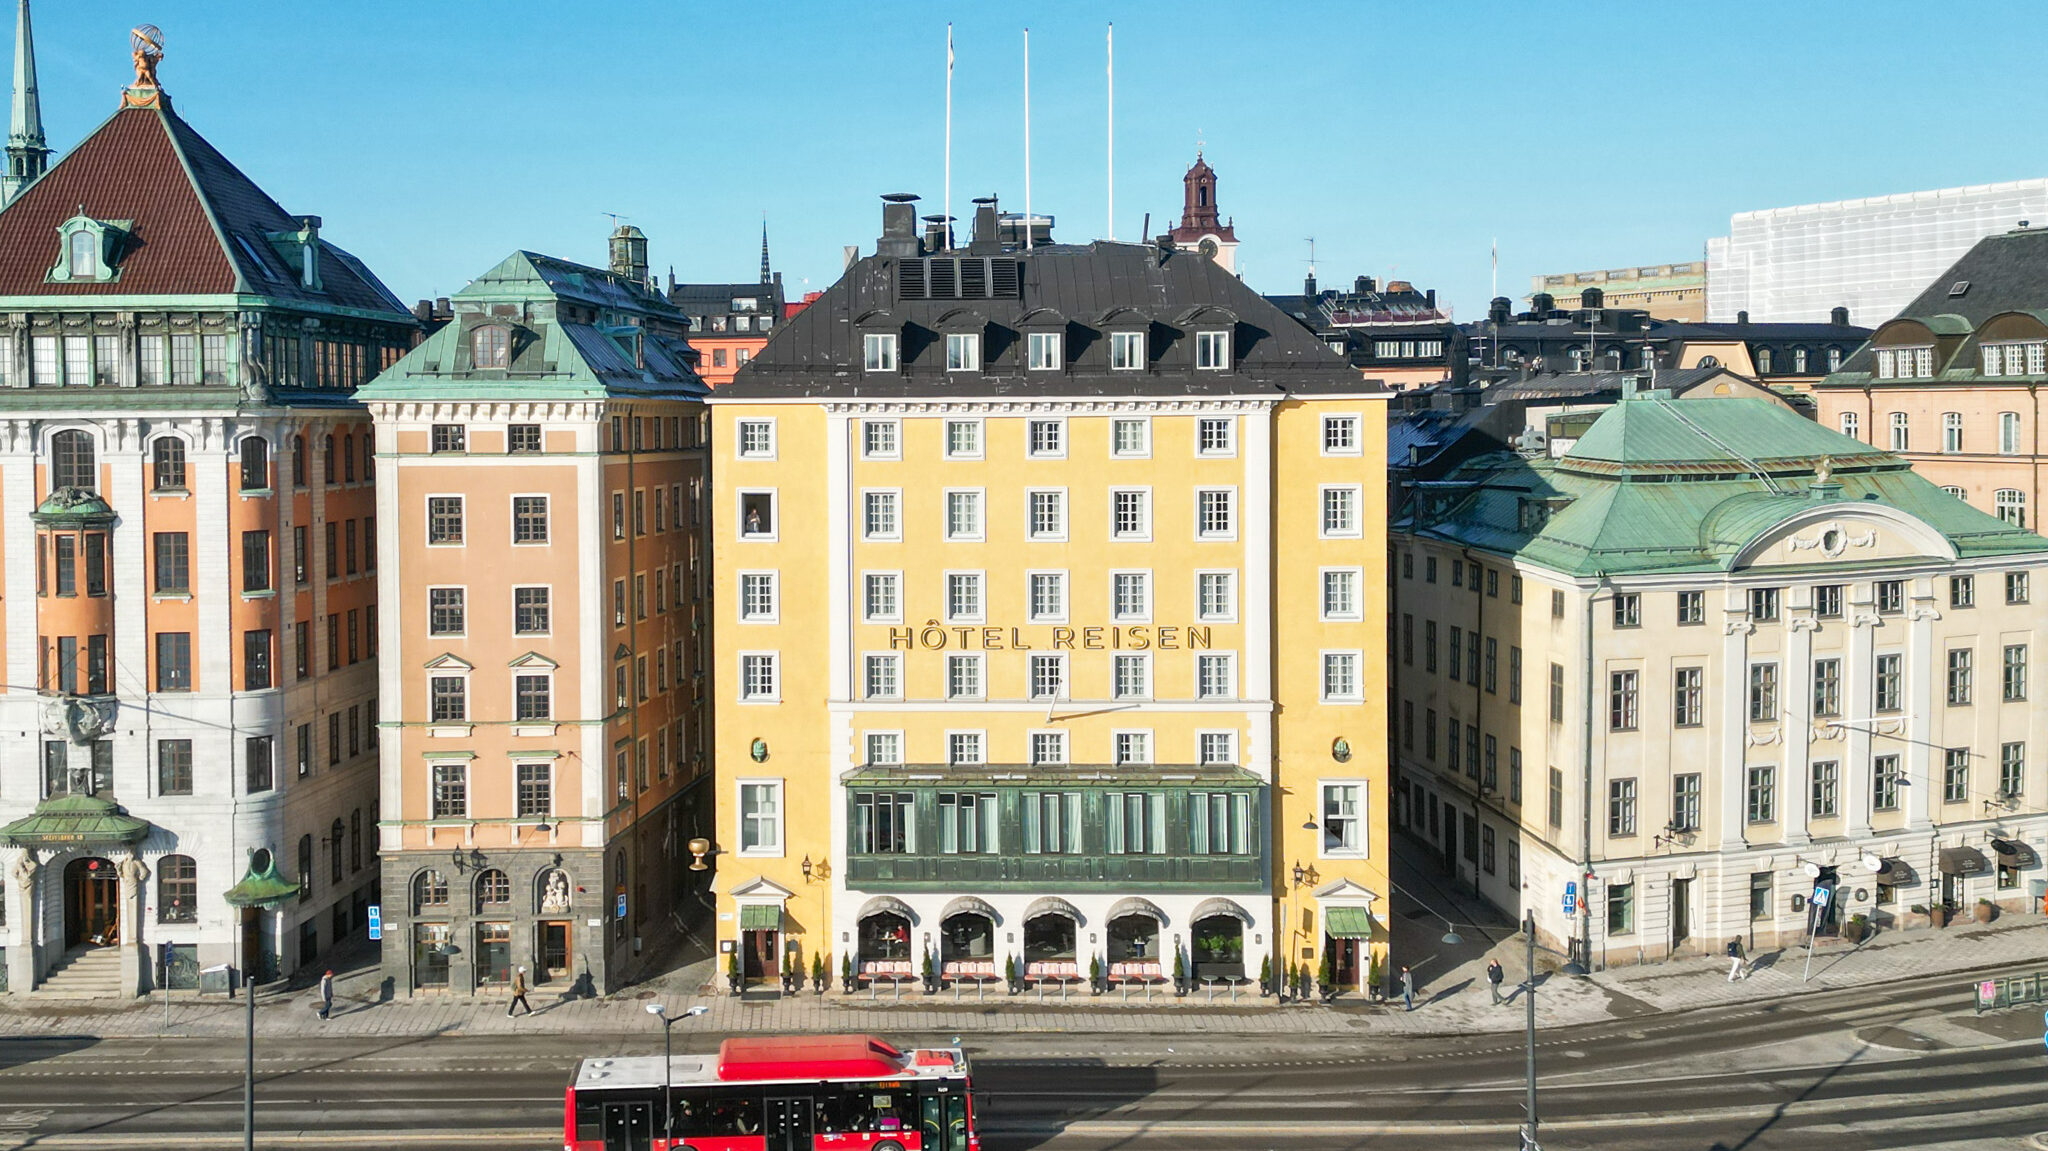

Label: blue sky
[20,1,2048,317]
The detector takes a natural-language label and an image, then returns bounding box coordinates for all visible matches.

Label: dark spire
[759,219,772,285]
[3,0,51,207]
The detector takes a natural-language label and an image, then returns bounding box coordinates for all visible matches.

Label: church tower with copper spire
[1167,150,1239,274]
[2,0,50,206]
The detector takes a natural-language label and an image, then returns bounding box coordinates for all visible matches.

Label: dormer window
[1875,346,1933,380]
[1109,330,1145,370]
[1196,329,1231,370]
[1027,331,1063,371]
[863,333,898,372]
[47,214,127,284]
[945,332,980,372]
[472,325,509,369]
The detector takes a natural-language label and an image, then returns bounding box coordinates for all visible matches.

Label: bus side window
[710,1088,761,1136]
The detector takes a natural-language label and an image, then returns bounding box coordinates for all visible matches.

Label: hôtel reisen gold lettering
[887,622,1213,652]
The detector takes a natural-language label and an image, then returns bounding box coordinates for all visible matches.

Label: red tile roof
[0,100,406,317]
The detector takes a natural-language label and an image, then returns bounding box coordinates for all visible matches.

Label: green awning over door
[740,905,782,931]
[1324,907,1373,939]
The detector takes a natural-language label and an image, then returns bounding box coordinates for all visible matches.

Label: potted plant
[1975,897,1997,924]
[1843,913,1870,944]
[726,950,742,995]
[1291,960,1307,1002]
[1088,955,1104,996]
[840,953,855,995]
[783,943,802,994]
[921,948,938,994]
[1005,955,1022,995]
[1932,904,1952,928]
[1258,955,1273,999]
[1171,948,1187,997]
[1367,950,1386,1003]
[812,952,827,994]
[1318,952,1337,1002]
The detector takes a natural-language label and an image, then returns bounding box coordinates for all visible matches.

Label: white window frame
[1942,411,1964,454]
[1109,330,1145,370]
[511,667,556,722]
[1026,418,1067,459]
[1196,651,1238,700]
[737,652,780,703]
[735,488,779,542]
[1319,779,1368,859]
[509,492,550,546]
[944,570,986,623]
[944,487,986,541]
[1027,330,1063,371]
[1195,330,1231,370]
[945,332,981,371]
[1029,729,1067,766]
[424,493,465,548]
[736,778,785,857]
[947,730,987,766]
[512,584,553,637]
[737,570,779,623]
[1110,569,1153,622]
[1112,729,1154,765]
[1839,411,1860,440]
[863,570,903,622]
[1195,570,1238,623]
[944,418,984,459]
[861,488,902,541]
[2000,411,2023,455]
[1109,487,1152,541]
[426,585,468,638]
[1321,413,1361,456]
[1196,416,1237,456]
[862,332,898,373]
[1888,412,1910,452]
[1029,652,1068,700]
[1320,566,1363,621]
[1026,488,1068,540]
[735,418,777,459]
[1112,652,1153,700]
[863,652,902,701]
[946,653,985,700]
[864,730,904,766]
[1320,484,1362,539]
[1321,650,1364,702]
[1197,729,1237,766]
[1195,486,1238,540]
[1111,416,1152,458]
[1027,569,1069,622]
[861,418,901,460]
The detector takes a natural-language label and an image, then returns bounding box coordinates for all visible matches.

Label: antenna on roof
[1304,236,1317,275]
[1022,27,1033,252]
[1105,22,1114,242]
[944,23,953,251]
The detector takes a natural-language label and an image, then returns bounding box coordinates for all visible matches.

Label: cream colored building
[1393,390,2048,966]
[706,199,1390,996]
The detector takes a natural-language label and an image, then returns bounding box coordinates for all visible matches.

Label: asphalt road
[0,968,2042,1150]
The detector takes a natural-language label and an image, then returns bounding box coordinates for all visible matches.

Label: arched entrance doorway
[63,856,119,949]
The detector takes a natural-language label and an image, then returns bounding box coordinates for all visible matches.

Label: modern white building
[1707,179,2048,326]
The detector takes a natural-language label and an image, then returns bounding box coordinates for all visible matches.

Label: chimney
[1531,292,1555,317]
[608,224,649,285]
[1304,273,1318,297]
[922,214,951,253]
[1355,275,1370,294]
[1488,296,1512,324]
[1736,309,1750,325]
[1426,288,1437,309]
[412,300,432,324]
[1580,287,1603,309]
[877,193,921,259]
[1830,305,1850,327]
[969,196,1000,254]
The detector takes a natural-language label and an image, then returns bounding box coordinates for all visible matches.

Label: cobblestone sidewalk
[1,916,2040,1042]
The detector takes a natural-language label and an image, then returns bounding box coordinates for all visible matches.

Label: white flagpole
[1023,27,1033,251]
[945,24,954,248]
[1107,23,1115,241]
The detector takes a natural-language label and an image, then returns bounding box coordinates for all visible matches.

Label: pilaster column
[1718,613,1753,851]
[1783,616,1816,845]
[1905,594,1940,832]
[1844,611,1879,838]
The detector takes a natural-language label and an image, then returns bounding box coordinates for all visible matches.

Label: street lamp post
[1522,912,1541,1151]
[646,1003,707,1144]
[221,848,301,1151]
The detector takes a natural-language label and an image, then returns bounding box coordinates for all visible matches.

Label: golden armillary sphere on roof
[130,25,164,88]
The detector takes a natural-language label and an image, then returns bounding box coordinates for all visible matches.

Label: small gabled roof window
[47,213,131,284]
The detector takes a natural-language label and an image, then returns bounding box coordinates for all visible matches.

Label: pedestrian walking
[1400,966,1415,1012]
[317,969,334,1021]
[508,966,533,1017]
[1725,937,1747,982]
[1486,958,1505,1005]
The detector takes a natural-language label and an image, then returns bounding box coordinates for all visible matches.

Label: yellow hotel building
[707,198,1390,996]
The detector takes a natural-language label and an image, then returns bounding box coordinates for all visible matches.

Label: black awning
[1874,858,1915,884]
[1992,839,2038,868]
[1939,846,1990,876]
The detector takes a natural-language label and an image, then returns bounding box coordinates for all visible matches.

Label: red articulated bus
[565,1034,979,1151]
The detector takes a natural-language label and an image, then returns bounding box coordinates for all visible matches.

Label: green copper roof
[222,849,301,909]
[357,251,705,404]
[0,793,151,847]
[32,488,115,525]
[1409,395,2048,577]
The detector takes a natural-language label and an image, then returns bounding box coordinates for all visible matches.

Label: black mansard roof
[721,241,1371,400]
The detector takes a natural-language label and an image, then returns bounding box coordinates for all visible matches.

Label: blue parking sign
[1562,881,1578,915]
[367,904,382,941]
[616,893,627,920]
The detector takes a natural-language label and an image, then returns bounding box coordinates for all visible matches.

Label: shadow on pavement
[973,1057,1159,1150]
[0,1036,97,1071]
